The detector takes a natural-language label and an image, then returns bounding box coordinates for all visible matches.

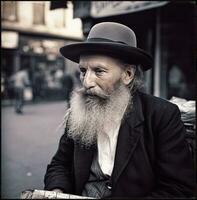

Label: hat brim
[60,42,153,71]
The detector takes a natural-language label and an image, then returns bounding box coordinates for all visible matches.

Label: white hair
[66,82,131,147]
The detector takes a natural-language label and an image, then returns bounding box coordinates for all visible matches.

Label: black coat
[44,92,195,198]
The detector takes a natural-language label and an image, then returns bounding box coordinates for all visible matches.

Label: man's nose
[83,71,96,89]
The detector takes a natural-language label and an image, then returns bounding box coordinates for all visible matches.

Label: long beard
[67,83,132,147]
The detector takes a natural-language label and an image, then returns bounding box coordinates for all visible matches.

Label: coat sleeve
[146,103,195,198]
[44,131,74,193]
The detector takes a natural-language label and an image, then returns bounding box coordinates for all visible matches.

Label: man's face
[79,54,133,99]
[67,54,134,146]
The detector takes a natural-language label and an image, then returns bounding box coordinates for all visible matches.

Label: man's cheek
[104,86,114,95]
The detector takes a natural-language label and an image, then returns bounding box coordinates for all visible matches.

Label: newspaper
[169,96,195,123]
[21,189,96,199]
[169,96,196,157]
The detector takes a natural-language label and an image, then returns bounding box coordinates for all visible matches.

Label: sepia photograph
[1,1,196,199]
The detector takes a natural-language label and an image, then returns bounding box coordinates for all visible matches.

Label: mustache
[75,87,110,99]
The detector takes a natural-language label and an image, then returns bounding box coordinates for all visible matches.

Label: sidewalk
[1,99,15,107]
[1,101,68,199]
[1,99,66,107]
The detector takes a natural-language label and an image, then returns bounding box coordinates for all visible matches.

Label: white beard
[66,82,132,147]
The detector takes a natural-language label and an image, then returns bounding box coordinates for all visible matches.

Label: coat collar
[74,91,145,193]
[126,91,144,128]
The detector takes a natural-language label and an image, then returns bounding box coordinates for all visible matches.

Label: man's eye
[95,68,105,75]
[80,68,86,75]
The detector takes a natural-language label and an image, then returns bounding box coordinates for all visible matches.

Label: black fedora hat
[60,22,153,71]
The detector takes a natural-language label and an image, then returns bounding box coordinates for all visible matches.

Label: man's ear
[121,65,136,85]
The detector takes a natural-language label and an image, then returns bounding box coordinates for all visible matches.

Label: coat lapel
[74,143,95,194]
[111,92,144,186]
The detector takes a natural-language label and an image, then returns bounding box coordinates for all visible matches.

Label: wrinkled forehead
[79,53,125,68]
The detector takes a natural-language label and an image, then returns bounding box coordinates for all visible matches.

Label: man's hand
[52,188,64,193]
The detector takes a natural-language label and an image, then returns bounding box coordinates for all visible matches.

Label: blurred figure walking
[9,68,30,114]
[61,72,74,106]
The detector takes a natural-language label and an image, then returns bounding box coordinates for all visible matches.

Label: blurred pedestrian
[168,64,187,99]
[9,68,30,114]
[32,67,45,101]
[61,72,74,105]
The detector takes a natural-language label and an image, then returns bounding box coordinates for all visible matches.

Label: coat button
[106,181,112,190]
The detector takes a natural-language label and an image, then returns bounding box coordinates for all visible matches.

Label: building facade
[1,1,83,102]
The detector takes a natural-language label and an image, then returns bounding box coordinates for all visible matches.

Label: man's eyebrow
[78,64,86,69]
[79,64,108,70]
[92,64,108,70]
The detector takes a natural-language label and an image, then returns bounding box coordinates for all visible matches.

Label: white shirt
[97,122,121,176]
[10,70,29,88]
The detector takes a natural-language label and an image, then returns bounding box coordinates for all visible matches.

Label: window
[1,1,17,22]
[53,9,66,28]
[33,2,45,25]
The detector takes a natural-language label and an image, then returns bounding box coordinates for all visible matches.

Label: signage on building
[1,31,19,49]
[91,1,169,18]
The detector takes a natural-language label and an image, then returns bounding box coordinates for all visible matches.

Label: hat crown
[87,22,137,47]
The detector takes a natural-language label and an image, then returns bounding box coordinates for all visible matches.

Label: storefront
[1,32,80,101]
[2,31,19,100]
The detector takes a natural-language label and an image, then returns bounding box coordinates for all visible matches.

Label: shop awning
[90,1,169,18]
[73,1,169,19]
[49,1,169,19]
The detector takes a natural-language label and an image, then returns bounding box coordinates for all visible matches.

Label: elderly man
[44,22,194,198]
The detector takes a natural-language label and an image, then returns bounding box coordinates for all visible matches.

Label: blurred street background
[1,101,68,198]
[1,1,196,199]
